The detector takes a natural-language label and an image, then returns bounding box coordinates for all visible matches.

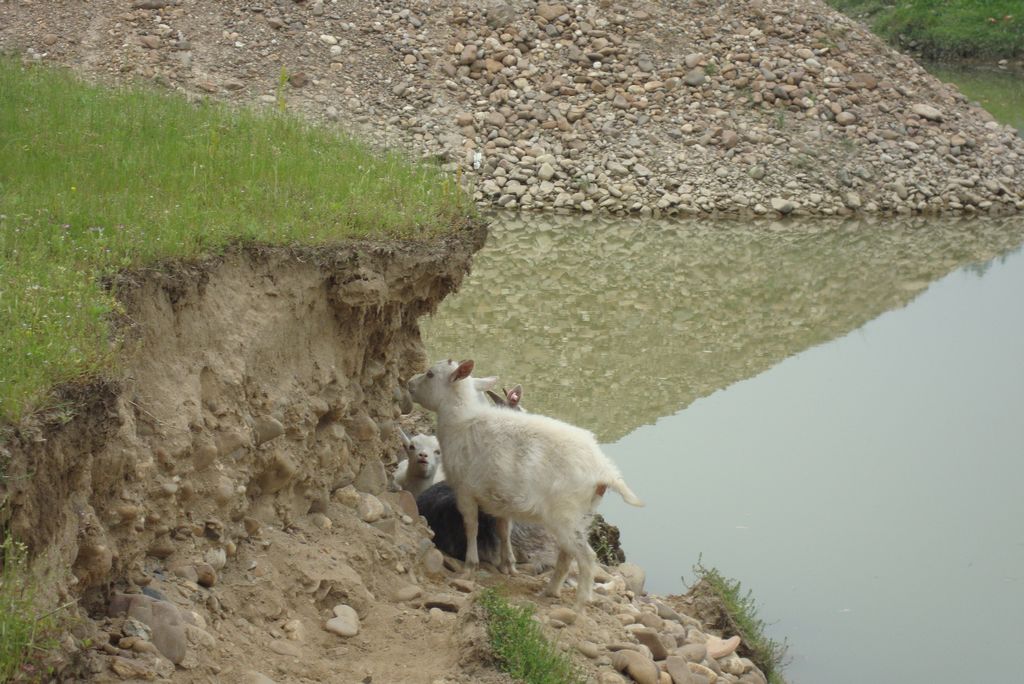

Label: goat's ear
[472,376,499,392]
[506,384,523,408]
[398,428,412,447]
[450,359,474,382]
[485,389,506,406]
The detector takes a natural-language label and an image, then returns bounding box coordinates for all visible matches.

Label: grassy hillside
[0,59,473,423]
[829,0,1023,59]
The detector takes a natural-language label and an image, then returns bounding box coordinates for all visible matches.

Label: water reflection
[423,214,1024,442]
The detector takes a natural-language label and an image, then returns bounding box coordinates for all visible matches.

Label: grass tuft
[478,588,586,684]
[0,58,474,422]
[0,536,60,681]
[691,561,789,684]
[828,0,1023,59]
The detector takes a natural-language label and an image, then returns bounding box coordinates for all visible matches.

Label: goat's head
[407,358,496,411]
[398,429,441,479]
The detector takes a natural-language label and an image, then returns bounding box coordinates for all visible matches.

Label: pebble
[617,562,646,595]
[611,649,660,684]
[576,640,601,658]
[705,635,741,659]
[393,585,422,602]
[422,548,445,575]
[324,605,360,637]
[549,607,578,625]
[911,103,943,122]
[357,493,386,523]
[666,655,696,684]
[449,578,476,593]
[107,593,187,664]
[632,628,670,660]
[677,643,707,662]
[269,639,302,657]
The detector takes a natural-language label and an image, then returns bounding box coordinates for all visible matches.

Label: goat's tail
[603,478,645,507]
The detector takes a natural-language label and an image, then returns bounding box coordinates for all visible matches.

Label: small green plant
[478,588,586,684]
[0,536,60,681]
[688,560,789,684]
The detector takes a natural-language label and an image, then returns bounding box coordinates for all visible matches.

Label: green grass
[0,536,60,681]
[828,1,1023,59]
[692,562,788,684]
[0,58,474,422]
[478,588,586,684]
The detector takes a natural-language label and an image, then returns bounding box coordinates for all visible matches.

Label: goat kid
[394,429,444,497]
[407,358,643,608]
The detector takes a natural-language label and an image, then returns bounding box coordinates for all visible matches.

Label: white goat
[394,429,444,497]
[407,359,643,608]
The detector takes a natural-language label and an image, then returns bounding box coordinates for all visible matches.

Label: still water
[422,214,1024,684]
[927,63,1024,134]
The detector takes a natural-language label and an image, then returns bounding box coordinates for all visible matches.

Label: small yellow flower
[71,186,77,192]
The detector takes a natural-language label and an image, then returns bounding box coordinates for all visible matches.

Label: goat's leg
[495,517,517,575]
[456,495,480,573]
[542,548,572,598]
[570,527,597,609]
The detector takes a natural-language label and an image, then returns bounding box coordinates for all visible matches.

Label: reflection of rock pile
[424,214,1024,442]
[4,0,1024,216]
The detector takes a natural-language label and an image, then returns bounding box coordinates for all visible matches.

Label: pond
[422,213,1024,684]
[926,63,1024,134]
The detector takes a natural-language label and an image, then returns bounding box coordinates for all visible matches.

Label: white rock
[325,605,360,637]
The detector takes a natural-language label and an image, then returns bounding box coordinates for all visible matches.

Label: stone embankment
[3,0,1023,217]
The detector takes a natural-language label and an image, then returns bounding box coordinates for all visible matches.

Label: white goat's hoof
[498,561,517,576]
[541,586,562,598]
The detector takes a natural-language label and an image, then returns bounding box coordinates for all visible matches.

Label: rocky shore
[3,0,1023,217]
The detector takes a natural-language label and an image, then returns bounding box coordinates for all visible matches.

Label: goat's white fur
[394,429,444,497]
[407,359,643,608]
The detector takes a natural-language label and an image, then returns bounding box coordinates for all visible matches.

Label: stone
[677,643,707,662]
[269,639,301,657]
[611,649,660,684]
[334,485,361,509]
[618,562,646,595]
[688,662,719,683]
[537,3,568,22]
[394,585,422,602]
[538,163,557,181]
[705,635,741,659]
[325,604,360,637]
[109,656,157,679]
[195,563,217,588]
[422,548,445,575]
[666,655,695,684]
[357,493,386,523]
[911,104,943,122]
[549,607,577,625]
[486,2,517,29]
[844,192,862,209]
[836,111,857,126]
[770,197,795,214]
[577,640,601,658]
[243,674,277,684]
[632,628,670,660]
[449,578,476,593]
[205,548,227,570]
[355,458,387,495]
[108,593,187,664]
[684,68,706,87]
[253,416,285,445]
